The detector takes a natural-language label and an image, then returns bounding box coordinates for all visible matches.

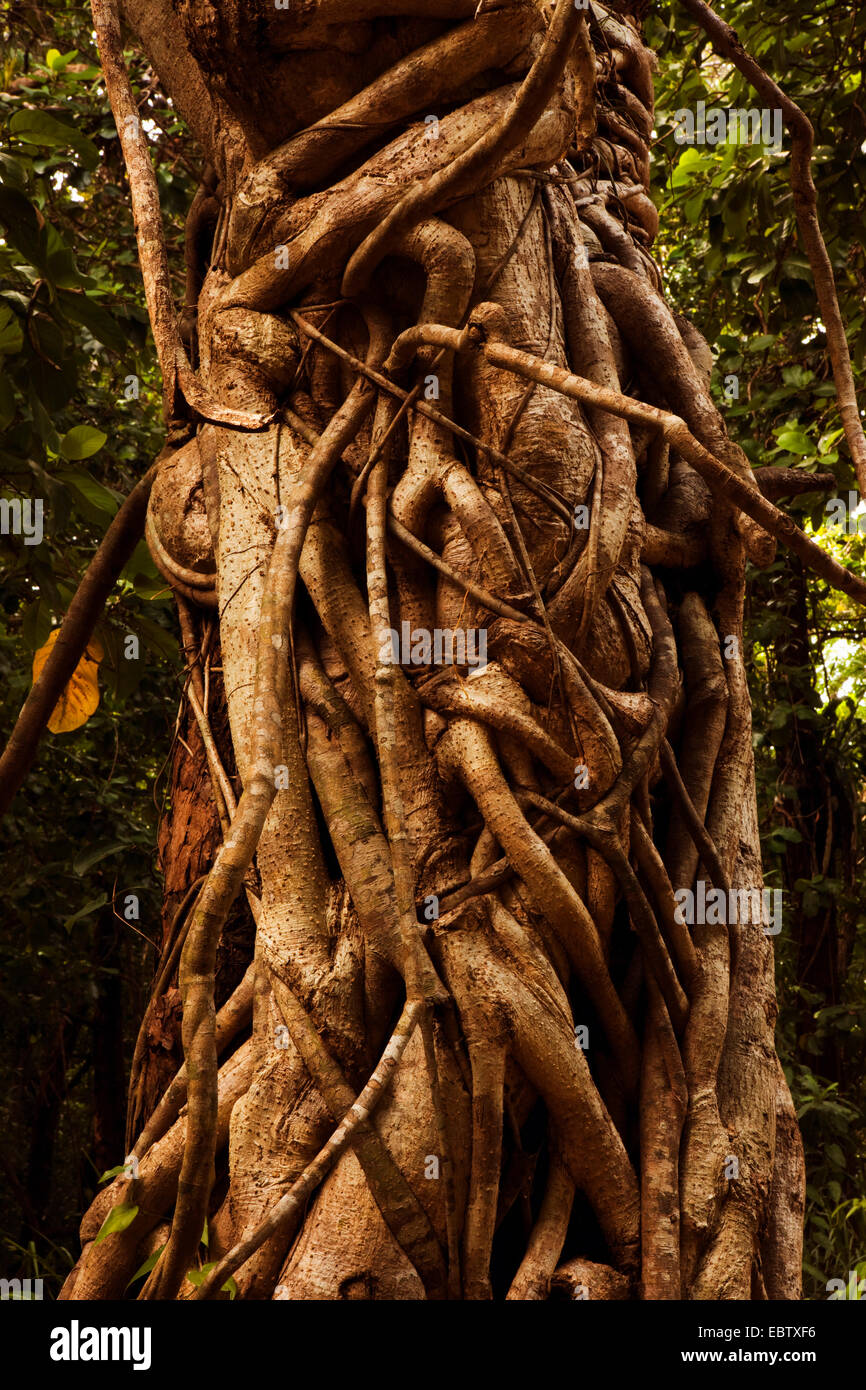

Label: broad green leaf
[185,1263,237,1298]
[21,597,52,652]
[0,303,23,355]
[93,1201,139,1246]
[46,49,79,73]
[775,427,813,456]
[58,467,119,515]
[73,840,126,876]
[684,191,705,224]
[62,894,107,933]
[746,260,776,285]
[126,1246,165,1290]
[58,289,128,353]
[9,109,99,171]
[60,425,108,460]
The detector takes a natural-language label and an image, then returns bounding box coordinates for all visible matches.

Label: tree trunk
[64,0,805,1301]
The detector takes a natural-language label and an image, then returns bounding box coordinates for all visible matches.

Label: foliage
[651,0,866,1298]
[0,2,191,1289]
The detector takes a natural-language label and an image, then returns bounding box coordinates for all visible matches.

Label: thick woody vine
[44,0,866,1300]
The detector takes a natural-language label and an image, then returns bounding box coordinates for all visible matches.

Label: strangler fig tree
[56,0,866,1301]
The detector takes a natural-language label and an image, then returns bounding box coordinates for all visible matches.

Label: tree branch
[0,463,157,821]
[678,0,866,496]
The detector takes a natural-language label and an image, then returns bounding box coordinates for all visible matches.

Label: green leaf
[21,597,52,652]
[746,260,776,285]
[126,1246,165,1290]
[60,425,108,460]
[135,615,181,663]
[775,426,813,456]
[98,1163,129,1184]
[43,222,91,290]
[93,1201,139,1246]
[0,151,28,191]
[57,289,128,354]
[9,109,99,171]
[0,303,23,355]
[73,840,126,876]
[671,146,709,188]
[46,49,79,73]
[185,1263,237,1298]
[63,893,108,933]
[683,191,705,224]
[57,467,119,515]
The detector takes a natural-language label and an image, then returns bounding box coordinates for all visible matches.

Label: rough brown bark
[63,0,818,1301]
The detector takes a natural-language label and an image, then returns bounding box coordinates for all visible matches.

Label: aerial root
[388,319,866,606]
[506,1138,574,1300]
[141,308,391,1299]
[195,999,422,1299]
[463,1042,507,1300]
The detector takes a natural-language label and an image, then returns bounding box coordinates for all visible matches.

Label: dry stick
[392,323,866,606]
[342,0,585,295]
[195,998,422,1299]
[639,973,687,1299]
[346,191,544,534]
[506,1139,574,1300]
[260,970,448,1297]
[186,684,235,830]
[463,1041,506,1300]
[442,717,640,1092]
[752,467,836,499]
[284,414,466,977]
[483,201,580,750]
[679,0,866,496]
[140,321,387,1301]
[435,812,566,924]
[630,812,698,989]
[251,871,448,1294]
[291,313,573,523]
[0,463,157,822]
[350,384,421,526]
[366,400,439,1002]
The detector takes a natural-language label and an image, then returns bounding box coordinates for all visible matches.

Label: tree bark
[65,0,806,1301]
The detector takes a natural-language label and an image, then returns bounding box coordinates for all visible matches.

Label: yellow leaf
[32,629,104,734]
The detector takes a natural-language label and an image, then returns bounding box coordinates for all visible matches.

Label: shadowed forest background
[0,0,864,1298]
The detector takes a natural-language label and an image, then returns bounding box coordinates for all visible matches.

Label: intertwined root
[65,0,806,1301]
